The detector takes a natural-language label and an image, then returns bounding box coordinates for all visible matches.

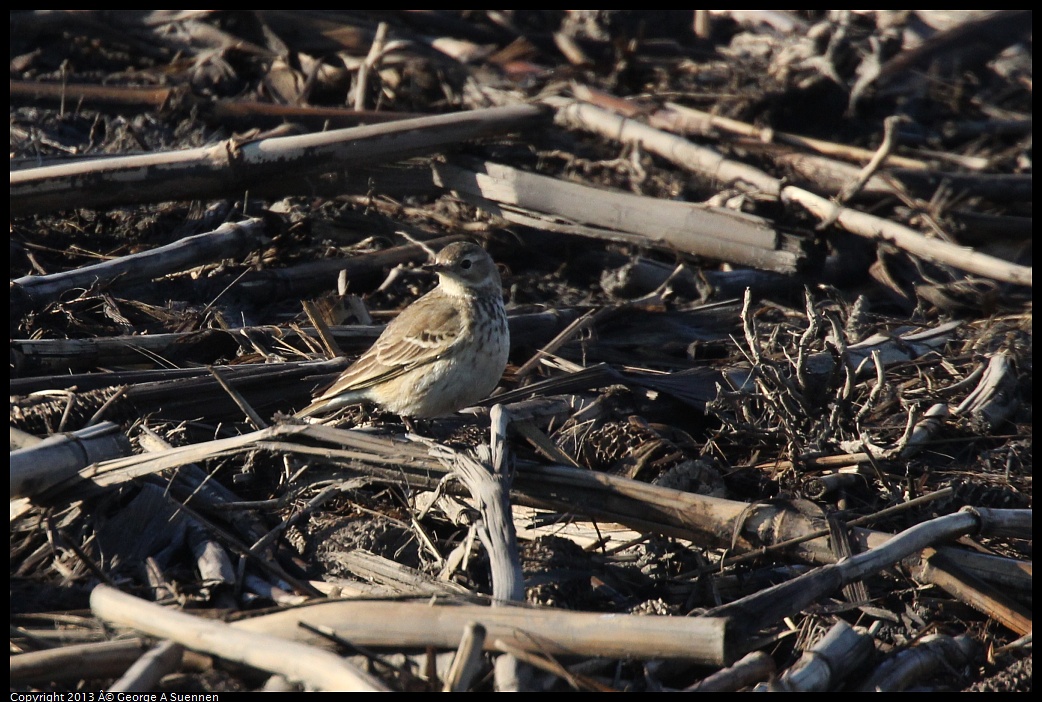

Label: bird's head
[424,242,501,297]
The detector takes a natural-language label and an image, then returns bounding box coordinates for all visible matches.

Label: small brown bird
[295,242,509,419]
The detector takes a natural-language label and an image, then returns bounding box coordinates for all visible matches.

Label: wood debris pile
[11,10,1031,692]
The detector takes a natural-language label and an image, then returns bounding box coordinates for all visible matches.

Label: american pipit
[295,242,510,419]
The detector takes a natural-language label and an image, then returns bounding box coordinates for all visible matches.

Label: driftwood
[11,219,268,317]
[753,620,874,692]
[543,95,1032,287]
[9,638,152,686]
[857,633,981,692]
[10,421,131,498]
[782,187,1031,286]
[36,422,1030,599]
[90,585,389,692]
[10,306,581,377]
[11,104,549,215]
[228,598,728,664]
[433,159,805,273]
[107,641,185,693]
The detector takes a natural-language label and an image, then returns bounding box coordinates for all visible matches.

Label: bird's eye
[460,259,473,269]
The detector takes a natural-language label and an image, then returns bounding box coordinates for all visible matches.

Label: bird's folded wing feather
[313,294,463,399]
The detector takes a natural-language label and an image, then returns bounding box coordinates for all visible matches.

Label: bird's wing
[313,292,463,399]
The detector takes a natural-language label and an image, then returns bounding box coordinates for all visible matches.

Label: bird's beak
[422,261,447,274]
